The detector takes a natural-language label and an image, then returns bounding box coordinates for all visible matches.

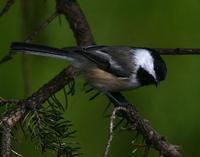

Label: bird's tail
[0,42,80,64]
[11,42,76,59]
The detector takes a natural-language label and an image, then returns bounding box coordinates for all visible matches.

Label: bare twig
[11,149,23,157]
[0,0,16,17]
[24,12,58,43]
[103,106,127,157]
[0,97,19,106]
[123,103,182,157]
[154,48,200,55]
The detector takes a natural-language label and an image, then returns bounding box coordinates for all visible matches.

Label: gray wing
[82,45,135,77]
[10,43,135,77]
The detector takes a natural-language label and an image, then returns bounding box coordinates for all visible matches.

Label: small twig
[154,48,200,55]
[106,92,182,157]
[0,0,16,17]
[124,103,182,157]
[11,149,23,157]
[119,122,136,131]
[25,12,58,43]
[103,106,127,157]
[0,97,19,106]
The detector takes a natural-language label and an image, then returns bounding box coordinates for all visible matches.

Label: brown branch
[104,105,180,157]
[0,97,18,106]
[0,124,11,157]
[24,12,58,43]
[124,104,181,157]
[56,0,95,46]
[1,66,79,127]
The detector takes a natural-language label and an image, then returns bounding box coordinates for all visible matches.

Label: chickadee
[9,42,167,92]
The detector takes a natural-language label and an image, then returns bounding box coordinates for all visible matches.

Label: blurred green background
[0,0,200,156]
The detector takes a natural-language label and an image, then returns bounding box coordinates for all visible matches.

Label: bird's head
[132,48,167,87]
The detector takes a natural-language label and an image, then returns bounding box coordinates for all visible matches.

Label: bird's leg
[104,92,131,107]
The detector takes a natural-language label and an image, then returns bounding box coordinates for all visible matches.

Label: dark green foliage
[24,95,79,157]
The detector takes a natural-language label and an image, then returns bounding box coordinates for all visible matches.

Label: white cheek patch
[131,49,156,78]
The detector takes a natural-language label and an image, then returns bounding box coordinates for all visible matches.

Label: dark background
[0,0,200,156]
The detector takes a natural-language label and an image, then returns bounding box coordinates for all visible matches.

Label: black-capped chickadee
[9,42,167,92]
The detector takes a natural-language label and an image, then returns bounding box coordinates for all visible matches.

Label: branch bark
[56,0,95,46]
[1,124,11,157]
[125,104,181,157]
[1,66,79,125]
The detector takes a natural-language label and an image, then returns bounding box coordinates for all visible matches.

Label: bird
[9,42,167,93]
